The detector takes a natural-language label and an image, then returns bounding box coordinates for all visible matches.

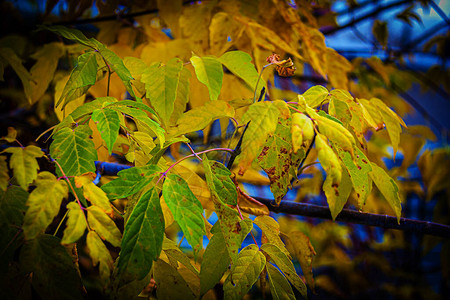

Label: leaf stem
[185,143,202,162]
[53,209,69,236]
[252,63,272,103]
[236,204,259,247]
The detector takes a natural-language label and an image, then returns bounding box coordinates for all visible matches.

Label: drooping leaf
[38,25,100,49]
[162,174,205,255]
[254,216,290,257]
[323,162,352,220]
[91,108,121,154]
[223,244,266,300]
[50,125,97,177]
[266,263,296,300]
[86,231,114,283]
[283,231,316,291]
[315,133,342,188]
[104,99,157,117]
[0,47,32,101]
[238,100,290,175]
[0,155,9,191]
[58,52,98,108]
[218,51,264,92]
[141,58,186,125]
[101,165,161,199]
[260,243,307,298]
[75,172,112,214]
[257,116,304,204]
[117,188,164,283]
[190,54,223,100]
[199,223,230,296]
[169,100,234,137]
[202,158,237,206]
[2,145,44,190]
[19,234,84,300]
[22,172,68,240]
[291,113,314,152]
[369,163,402,223]
[87,206,121,247]
[153,259,196,300]
[61,202,86,244]
[1,126,17,143]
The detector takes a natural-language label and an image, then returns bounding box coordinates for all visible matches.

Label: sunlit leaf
[369,162,402,223]
[324,162,352,220]
[91,108,120,155]
[190,55,223,100]
[203,158,237,206]
[86,231,114,283]
[162,174,205,255]
[50,125,97,177]
[266,263,295,300]
[254,216,290,257]
[87,206,121,247]
[101,165,161,199]
[315,133,342,187]
[20,234,84,300]
[261,243,307,298]
[75,172,112,214]
[153,259,196,300]
[2,145,44,190]
[223,244,266,300]
[291,113,314,152]
[61,202,86,244]
[302,85,329,108]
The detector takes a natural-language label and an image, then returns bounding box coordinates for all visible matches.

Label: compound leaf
[61,202,87,244]
[91,108,121,155]
[87,206,121,247]
[203,158,237,205]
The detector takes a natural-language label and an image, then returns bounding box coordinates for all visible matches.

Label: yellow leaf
[209,12,241,56]
[157,0,182,38]
[86,231,114,284]
[2,145,44,190]
[54,74,85,122]
[291,113,314,153]
[254,216,290,258]
[75,172,112,214]
[1,126,17,143]
[87,206,121,247]
[315,133,342,187]
[325,48,352,89]
[61,202,87,244]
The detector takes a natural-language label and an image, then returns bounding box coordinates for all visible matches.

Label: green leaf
[101,165,161,199]
[22,172,68,240]
[223,244,266,300]
[257,116,304,204]
[91,108,120,155]
[61,202,86,244]
[50,125,97,176]
[97,46,136,98]
[218,50,264,91]
[190,55,223,100]
[266,263,296,300]
[19,234,84,300]
[117,188,164,282]
[86,231,114,283]
[254,216,290,258]
[104,99,157,116]
[199,223,229,296]
[57,51,98,108]
[169,100,234,137]
[369,162,402,223]
[336,147,372,208]
[2,145,44,190]
[142,58,186,126]
[260,243,307,298]
[153,259,196,300]
[202,158,237,205]
[38,25,100,49]
[238,100,289,174]
[302,85,329,108]
[87,206,121,247]
[162,174,205,255]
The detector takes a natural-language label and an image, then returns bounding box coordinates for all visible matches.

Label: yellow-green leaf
[61,202,86,244]
[75,172,112,214]
[223,244,266,300]
[153,259,196,300]
[2,145,44,190]
[202,158,237,206]
[1,126,17,143]
[369,162,402,223]
[86,231,114,284]
[254,216,290,258]
[190,55,223,100]
[266,263,295,300]
[87,206,121,247]
[323,162,352,220]
[302,85,329,108]
[22,172,68,240]
[260,243,307,298]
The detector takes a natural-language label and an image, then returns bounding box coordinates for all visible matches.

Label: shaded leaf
[86,231,114,283]
[117,188,164,283]
[0,156,9,191]
[20,234,84,300]
[61,202,86,244]
[0,47,32,101]
[190,55,223,100]
[154,259,196,300]
[2,145,44,190]
[369,163,402,223]
[50,125,97,177]
[266,263,295,300]
[1,126,17,143]
[39,25,100,49]
[87,206,121,247]
[91,108,121,155]
[223,244,266,300]
[372,20,388,49]
[162,174,205,255]
[22,172,68,240]
[164,248,199,275]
